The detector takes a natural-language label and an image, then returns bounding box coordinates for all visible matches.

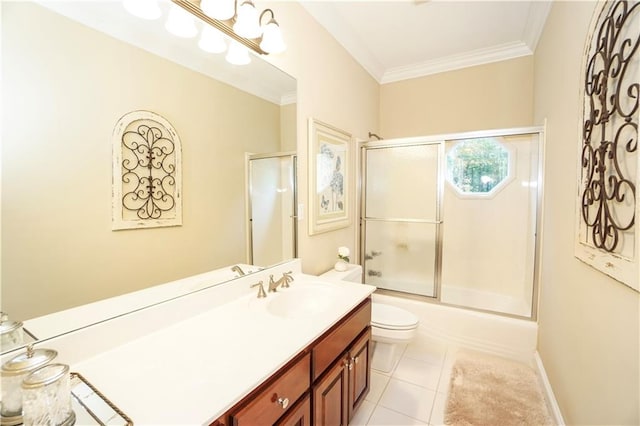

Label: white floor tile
[403,336,447,365]
[366,371,390,404]
[437,358,454,394]
[393,357,442,390]
[428,392,447,426]
[378,378,436,423]
[367,406,428,426]
[351,400,376,426]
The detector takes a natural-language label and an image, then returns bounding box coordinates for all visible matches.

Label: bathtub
[371,292,538,364]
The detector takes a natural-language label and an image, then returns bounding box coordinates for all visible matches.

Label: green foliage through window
[446,138,509,193]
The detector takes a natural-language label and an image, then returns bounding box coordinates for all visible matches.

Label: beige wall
[534,1,639,424]
[380,56,534,138]
[263,1,380,275]
[2,3,281,320]
[280,103,297,152]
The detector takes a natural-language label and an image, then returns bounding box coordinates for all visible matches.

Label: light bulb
[165,4,198,38]
[199,26,227,54]
[200,0,235,21]
[233,1,261,39]
[123,0,161,20]
[226,41,251,65]
[260,19,285,54]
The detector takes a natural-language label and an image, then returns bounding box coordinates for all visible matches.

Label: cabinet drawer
[312,298,371,381]
[231,353,310,426]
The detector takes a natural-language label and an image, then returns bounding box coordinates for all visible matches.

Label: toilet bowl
[320,264,419,372]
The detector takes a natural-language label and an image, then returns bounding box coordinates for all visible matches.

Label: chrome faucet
[231,265,245,276]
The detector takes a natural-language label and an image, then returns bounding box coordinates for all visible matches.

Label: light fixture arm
[259,8,277,26]
[171,0,267,54]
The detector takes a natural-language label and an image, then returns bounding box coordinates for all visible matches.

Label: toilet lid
[371,303,419,330]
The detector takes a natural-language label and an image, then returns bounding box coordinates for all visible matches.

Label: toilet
[320,264,419,372]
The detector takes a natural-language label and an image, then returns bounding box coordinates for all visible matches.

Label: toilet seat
[371,303,419,331]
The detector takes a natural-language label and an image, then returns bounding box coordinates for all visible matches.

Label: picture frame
[308,118,352,235]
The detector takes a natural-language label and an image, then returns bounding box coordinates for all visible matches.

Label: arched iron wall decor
[112,111,182,230]
[576,0,639,291]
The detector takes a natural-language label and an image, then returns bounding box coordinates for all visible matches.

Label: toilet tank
[319,264,363,283]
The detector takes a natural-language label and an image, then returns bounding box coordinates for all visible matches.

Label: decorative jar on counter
[22,363,74,426]
[1,345,57,422]
[0,312,24,352]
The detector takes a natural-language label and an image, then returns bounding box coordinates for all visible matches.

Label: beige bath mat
[444,349,553,426]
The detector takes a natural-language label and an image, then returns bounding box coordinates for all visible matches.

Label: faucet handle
[251,281,267,298]
[281,271,293,288]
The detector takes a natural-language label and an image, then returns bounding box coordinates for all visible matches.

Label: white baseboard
[534,351,565,425]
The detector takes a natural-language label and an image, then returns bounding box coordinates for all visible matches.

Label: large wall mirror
[1,1,297,352]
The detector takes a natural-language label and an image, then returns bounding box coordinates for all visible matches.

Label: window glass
[446,138,509,194]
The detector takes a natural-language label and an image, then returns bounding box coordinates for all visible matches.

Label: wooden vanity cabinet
[230,353,310,426]
[312,327,371,425]
[217,298,371,426]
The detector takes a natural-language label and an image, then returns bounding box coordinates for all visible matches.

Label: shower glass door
[362,142,442,297]
[247,153,297,266]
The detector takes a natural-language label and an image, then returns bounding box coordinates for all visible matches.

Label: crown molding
[522,0,553,52]
[300,1,385,82]
[380,41,533,84]
[280,92,297,106]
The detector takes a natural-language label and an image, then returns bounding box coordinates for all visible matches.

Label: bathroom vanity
[1,260,376,425]
[222,298,371,426]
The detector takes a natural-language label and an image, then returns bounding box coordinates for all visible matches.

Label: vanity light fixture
[198,25,227,53]
[200,0,235,21]
[226,40,251,65]
[172,0,286,55]
[165,3,198,38]
[123,0,285,64]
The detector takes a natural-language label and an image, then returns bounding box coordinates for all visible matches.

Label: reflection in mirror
[247,153,298,266]
[1,1,296,353]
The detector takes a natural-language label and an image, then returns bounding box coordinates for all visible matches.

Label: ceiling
[300,0,552,84]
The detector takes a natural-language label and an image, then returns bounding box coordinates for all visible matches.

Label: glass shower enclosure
[360,129,542,319]
[247,152,297,267]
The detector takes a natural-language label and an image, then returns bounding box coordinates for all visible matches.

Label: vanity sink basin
[266,282,339,318]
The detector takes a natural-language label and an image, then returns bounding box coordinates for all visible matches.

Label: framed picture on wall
[308,118,352,235]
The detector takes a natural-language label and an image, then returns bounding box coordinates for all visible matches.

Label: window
[446,138,512,197]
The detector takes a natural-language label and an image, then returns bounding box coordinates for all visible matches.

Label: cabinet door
[313,357,349,426]
[275,393,311,426]
[348,328,371,421]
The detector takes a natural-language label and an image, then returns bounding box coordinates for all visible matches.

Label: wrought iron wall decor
[576,0,639,291]
[112,111,182,230]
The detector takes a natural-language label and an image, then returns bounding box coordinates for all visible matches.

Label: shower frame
[359,126,545,321]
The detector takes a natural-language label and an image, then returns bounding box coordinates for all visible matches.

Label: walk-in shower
[360,128,543,319]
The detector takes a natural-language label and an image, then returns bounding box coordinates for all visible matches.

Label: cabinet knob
[277,397,289,409]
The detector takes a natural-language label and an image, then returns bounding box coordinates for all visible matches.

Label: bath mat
[444,349,553,426]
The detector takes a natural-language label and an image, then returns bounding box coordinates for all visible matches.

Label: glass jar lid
[0,319,23,334]
[22,363,69,389]
[1,345,57,375]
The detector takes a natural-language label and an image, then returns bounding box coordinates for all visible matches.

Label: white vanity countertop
[22,264,259,342]
[71,272,375,425]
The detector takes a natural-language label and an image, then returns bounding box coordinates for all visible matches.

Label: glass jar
[22,363,75,426]
[0,318,24,352]
[1,345,57,420]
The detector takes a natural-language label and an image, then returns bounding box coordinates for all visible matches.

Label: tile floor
[351,334,457,426]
